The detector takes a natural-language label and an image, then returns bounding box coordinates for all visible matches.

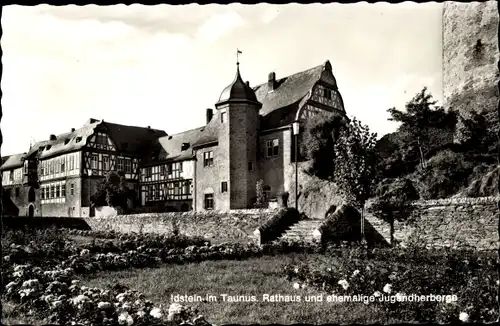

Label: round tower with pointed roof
[213,60,262,210]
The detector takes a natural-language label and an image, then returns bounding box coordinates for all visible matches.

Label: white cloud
[195,11,246,43]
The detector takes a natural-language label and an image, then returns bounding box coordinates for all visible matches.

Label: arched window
[204,188,214,210]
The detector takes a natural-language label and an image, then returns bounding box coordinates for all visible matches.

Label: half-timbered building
[140,60,347,212]
[2,59,347,215]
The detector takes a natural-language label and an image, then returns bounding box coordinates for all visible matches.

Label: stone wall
[368,196,499,251]
[84,208,281,243]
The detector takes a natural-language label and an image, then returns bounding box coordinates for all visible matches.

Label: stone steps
[278,219,324,243]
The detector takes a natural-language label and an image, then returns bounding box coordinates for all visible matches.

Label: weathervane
[236,49,242,65]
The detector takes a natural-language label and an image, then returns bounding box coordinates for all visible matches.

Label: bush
[414,150,474,199]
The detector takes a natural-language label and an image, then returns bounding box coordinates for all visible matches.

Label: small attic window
[181,142,190,151]
[75,137,82,143]
[168,136,173,140]
[46,145,52,150]
[64,139,70,145]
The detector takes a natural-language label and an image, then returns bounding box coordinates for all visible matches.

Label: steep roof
[103,122,167,156]
[178,61,333,157]
[23,119,167,161]
[0,153,26,171]
[255,61,338,131]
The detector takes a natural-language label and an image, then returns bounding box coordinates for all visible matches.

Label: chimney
[71,128,75,132]
[268,72,276,91]
[49,134,57,141]
[206,108,213,124]
[246,81,250,87]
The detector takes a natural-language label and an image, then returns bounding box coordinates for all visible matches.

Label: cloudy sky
[1,3,443,156]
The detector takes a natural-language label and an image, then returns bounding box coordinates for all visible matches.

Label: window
[154,184,160,198]
[324,88,332,99]
[41,166,45,176]
[221,181,228,193]
[160,165,166,176]
[61,184,66,197]
[61,159,65,172]
[70,183,74,196]
[178,162,183,173]
[203,151,214,167]
[55,159,60,173]
[248,162,253,171]
[103,156,109,171]
[117,158,124,172]
[90,155,98,169]
[56,184,60,198]
[15,187,19,197]
[204,194,214,210]
[96,134,107,145]
[125,159,132,173]
[146,167,152,178]
[9,171,13,181]
[41,187,45,200]
[266,139,279,157]
[167,164,173,175]
[68,156,74,171]
[50,185,55,199]
[221,111,227,123]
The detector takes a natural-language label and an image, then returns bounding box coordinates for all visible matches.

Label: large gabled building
[1,59,347,216]
[2,119,166,217]
[140,60,347,212]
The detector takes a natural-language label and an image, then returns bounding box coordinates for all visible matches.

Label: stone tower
[442,1,499,132]
[215,62,262,209]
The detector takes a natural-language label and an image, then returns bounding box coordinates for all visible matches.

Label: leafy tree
[370,178,419,243]
[332,117,378,242]
[387,87,456,169]
[300,112,347,179]
[455,110,491,153]
[91,171,136,213]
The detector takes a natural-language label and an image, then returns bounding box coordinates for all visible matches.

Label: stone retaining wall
[83,208,280,243]
[369,196,499,251]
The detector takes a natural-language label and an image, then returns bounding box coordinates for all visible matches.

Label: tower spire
[236,48,242,65]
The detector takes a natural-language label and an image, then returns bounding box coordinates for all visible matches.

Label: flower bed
[2,228,323,325]
[282,245,498,323]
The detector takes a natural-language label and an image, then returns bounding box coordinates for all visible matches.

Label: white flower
[294,267,299,274]
[459,312,469,322]
[293,282,300,289]
[497,280,499,286]
[118,312,134,325]
[136,311,146,318]
[338,279,349,290]
[352,270,360,277]
[71,280,80,285]
[150,307,163,319]
[168,303,183,315]
[383,284,392,294]
[98,302,112,309]
[116,293,127,302]
[22,279,39,288]
[301,283,307,289]
[122,302,132,310]
[6,281,18,289]
[373,291,382,298]
[52,300,63,308]
[71,295,89,305]
[80,249,90,257]
[327,268,332,272]
[389,272,397,281]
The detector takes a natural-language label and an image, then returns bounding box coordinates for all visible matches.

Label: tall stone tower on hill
[442,1,499,129]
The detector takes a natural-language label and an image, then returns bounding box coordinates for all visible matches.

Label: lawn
[82,253,390,325]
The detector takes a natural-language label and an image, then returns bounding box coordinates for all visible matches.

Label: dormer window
[75,137,82,143]
[181,143,190,151]
[64,139,70,145]
[46,145,52,150]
